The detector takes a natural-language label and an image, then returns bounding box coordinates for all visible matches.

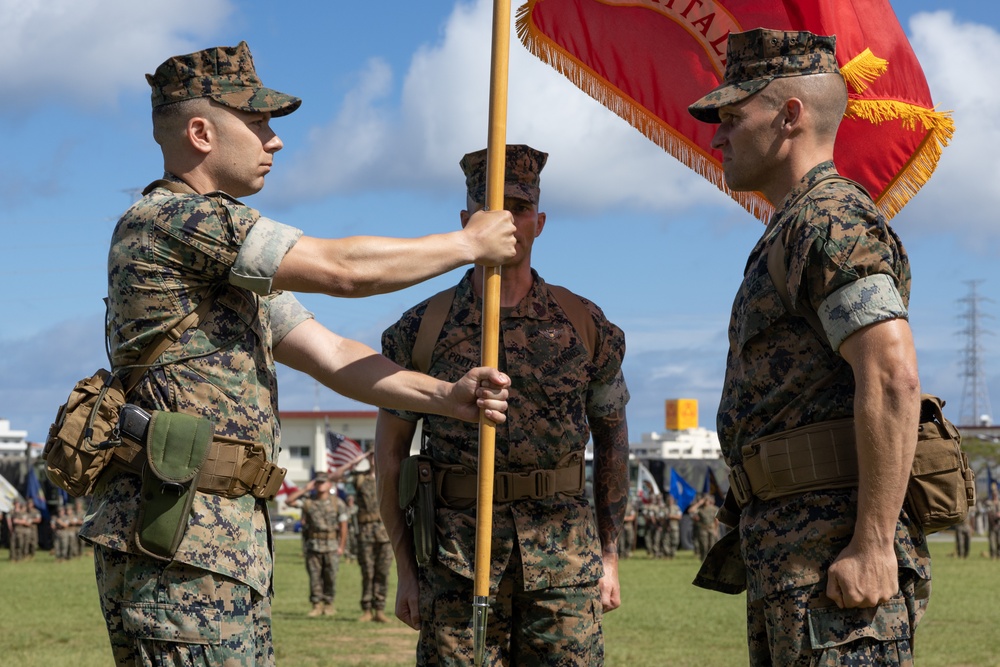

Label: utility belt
[111,431,286,501]
[728,418,857,509]
[436,453,586,505]
[308,531,337,540]
[357,511,381,524]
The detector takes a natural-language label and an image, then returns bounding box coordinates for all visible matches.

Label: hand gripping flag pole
[474,1,512,664]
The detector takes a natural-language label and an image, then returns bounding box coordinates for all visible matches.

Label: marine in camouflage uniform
[689,29,930,666]
[619,497,636,559]
[352,467,393,622]
[986,484,1000,560]
[52,505,77,562]
[9,501,32,561]
[286,472,349,616]
[376,145,631,666]
[664,494,682,559]
[79,41,517,667]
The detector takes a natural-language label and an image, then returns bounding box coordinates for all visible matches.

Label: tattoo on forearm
[591,407,629,553]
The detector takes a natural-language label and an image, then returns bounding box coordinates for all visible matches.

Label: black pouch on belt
[398,455,436,566]
[134,411,213,561]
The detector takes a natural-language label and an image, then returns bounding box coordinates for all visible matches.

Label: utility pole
[957,280,993,427]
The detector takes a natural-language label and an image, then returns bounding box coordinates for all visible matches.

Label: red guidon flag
[516,0,953,220]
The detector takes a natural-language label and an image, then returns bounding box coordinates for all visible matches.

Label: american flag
[326,430,364,470]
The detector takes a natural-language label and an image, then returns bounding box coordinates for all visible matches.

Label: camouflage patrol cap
[314,471,329,483]
[688,28,839,123]
[460,144,548,205]
[147,41,301,117]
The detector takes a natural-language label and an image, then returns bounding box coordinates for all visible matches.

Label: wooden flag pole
[473,1,511,664]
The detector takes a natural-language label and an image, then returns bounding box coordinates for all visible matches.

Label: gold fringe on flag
[841,49,955,220]
[516,5,775,221]
[841,48,888,94]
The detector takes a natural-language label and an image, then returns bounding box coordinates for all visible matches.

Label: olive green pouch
[135,411,213,561]
[398,455,436,566]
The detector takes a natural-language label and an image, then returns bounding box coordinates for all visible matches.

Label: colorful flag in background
[670,467,698,512]
[326,429,364,470]
[516,0,953,222]
[25,466,49,520]
[703,466,726,506]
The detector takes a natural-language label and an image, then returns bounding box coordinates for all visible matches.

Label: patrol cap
[147,41,301,117]
[460,144,548,206]
[314,471,329,483]
[688,28,839,123]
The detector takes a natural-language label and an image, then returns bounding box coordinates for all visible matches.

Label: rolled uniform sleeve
[785,183,911,353]
[231,216,303,295]
[265,291,314,345]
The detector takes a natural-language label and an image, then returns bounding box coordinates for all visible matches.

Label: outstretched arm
[828,317,920,608]
[591,407,629,612]
[274,318,509,423]
[273,209,516,297]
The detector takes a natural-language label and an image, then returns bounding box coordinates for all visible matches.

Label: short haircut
[759,73,848,139]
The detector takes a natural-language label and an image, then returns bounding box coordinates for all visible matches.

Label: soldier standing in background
[9,500,29,561]
[52,505,76,562]
[344,493,359,563]
[620,496,636,559]
[986,483,1000,560]
[285,472,349,616]
[376,145,630,665]
[352,462,392,623]
[665,493,682,559]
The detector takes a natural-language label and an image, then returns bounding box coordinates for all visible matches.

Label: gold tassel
[841,48,889,94]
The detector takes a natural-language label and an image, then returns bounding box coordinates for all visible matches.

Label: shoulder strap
[122,290,222,393]
[412,287,457,374]
[410,283,598,374]
[547,284,597,362]
[143,179,197,196]
[766,175,867,341]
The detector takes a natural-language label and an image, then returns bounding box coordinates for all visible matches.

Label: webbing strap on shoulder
[547,284,597,362]
[766,175,866,341]
[410,283,597,375]
[412,287,457,374]
[143,179,197,196]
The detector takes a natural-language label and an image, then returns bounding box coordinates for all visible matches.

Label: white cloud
[899,11,1000,248]
[0,0,233,113]
[270,0,717,215]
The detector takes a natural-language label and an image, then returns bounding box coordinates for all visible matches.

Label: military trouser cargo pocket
[122,602,222,645]
[809,599,913,652]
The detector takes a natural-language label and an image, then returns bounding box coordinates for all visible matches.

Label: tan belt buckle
[252,462,286,501]
[729,464,752,508]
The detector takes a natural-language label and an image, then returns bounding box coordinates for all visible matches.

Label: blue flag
[26,466,49,520]
[670,468,697,512]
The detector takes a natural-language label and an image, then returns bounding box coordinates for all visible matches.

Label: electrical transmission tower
[957,280,993,426]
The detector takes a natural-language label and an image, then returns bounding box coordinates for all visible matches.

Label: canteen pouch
[43,369,126,497]
[135,411,214,560]
[906,395,976,533]
[399,455,436,566]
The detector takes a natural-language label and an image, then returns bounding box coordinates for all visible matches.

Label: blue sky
[2,0,999,443]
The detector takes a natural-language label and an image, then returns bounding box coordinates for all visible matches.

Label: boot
[323,602,336,617]
[373,609,389,623]
[358,610,373,622]
[308,602,324,617]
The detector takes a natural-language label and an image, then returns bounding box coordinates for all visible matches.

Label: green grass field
[1,536,997,666]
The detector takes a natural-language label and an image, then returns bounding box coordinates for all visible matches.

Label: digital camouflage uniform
[10,505,37,561]
[986,492,1000,559]
[665,496,682,559]
[382,266,629,666]
[81,41,308,667]
[689,29,931,666]
[300,493,348,608]
[352,469,393,615]
[53,506,77,561]
[698,162,931,665]
[619,498,635,559]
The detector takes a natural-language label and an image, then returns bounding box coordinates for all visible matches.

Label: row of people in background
[955,482,1000,559]
[5,497,88,562]
[284,461,393,621]
[618,493,719,561]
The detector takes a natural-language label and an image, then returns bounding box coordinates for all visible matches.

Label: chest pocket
[731,250,788,357]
